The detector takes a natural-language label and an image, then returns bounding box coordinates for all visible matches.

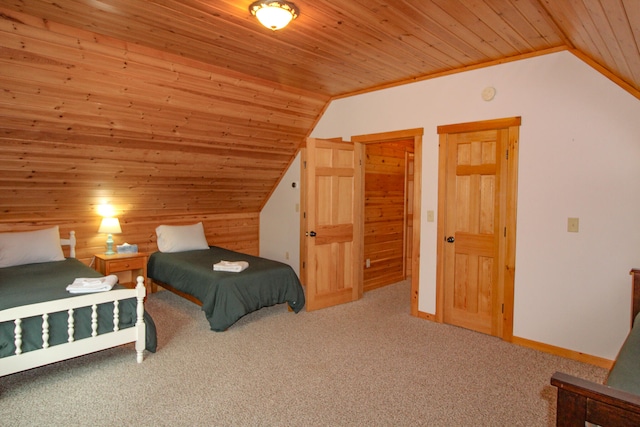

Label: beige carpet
[1,281,608,426]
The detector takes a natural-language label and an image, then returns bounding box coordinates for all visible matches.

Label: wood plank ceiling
[5,0,637,97]
[0,0,638,233]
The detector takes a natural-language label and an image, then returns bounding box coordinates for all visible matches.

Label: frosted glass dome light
[249,1,299,31]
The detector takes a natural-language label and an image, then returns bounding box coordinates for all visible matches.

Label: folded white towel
[66,275,118,293]
[213,260,249,273]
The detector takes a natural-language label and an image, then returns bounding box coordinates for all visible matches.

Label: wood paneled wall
[363,139,414,291]
[0,9,328,263]
[0,209,261,265]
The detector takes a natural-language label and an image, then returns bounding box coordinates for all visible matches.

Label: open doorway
[361,138,413,291]
[352,128,423,316]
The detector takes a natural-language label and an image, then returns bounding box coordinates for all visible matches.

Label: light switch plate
[567,217,579,233]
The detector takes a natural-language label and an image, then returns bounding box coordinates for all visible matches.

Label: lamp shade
[98,217,122,234]
[249,1,299,30]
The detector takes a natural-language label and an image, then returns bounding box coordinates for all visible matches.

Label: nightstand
[94,252,149,294]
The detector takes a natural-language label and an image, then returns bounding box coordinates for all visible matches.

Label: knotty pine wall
[363,139,414,291]
[0,9,327,264]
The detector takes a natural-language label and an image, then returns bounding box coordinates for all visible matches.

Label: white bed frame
[0,231,146,377]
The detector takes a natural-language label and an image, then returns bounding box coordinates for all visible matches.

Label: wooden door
[436,118,519,340]
[302,138,363,311]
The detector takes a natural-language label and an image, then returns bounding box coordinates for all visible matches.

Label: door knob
[446,236,455,243]
[309,231,317,237]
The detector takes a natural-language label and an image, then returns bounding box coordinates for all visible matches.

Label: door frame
[435,117,520,341]
[352,128,423,317]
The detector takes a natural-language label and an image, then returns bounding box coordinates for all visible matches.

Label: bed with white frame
[0,228,153,377]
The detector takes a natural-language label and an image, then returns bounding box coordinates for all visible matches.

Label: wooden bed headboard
[60,230,76,258]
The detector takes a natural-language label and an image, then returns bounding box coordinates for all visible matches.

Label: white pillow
[0,226,65,268]
[156,222,209,253]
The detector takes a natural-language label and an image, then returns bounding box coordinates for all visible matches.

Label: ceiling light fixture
[249,1,299,31]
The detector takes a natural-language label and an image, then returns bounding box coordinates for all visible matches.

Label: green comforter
[0,258,157,358]
[606,312,640,395]
[147,247,305,331]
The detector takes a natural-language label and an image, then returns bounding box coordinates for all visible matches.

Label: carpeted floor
[1,281,608,426]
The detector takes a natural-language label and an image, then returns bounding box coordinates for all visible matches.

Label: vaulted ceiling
[1,0,638,218]
[6,0,638,98]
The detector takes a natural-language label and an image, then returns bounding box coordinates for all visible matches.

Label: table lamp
[98,217,122,255]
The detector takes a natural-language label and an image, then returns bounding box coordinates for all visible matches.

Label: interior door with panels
[302,137,363,311]
[436,117,520,340]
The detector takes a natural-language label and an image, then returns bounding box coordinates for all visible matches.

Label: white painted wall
[262,51,640,360]
[260,154,301,276]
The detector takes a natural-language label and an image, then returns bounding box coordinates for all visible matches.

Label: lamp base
[105,234,115,255]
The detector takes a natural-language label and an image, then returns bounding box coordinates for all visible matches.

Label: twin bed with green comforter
[0,228,157,376]
[147,246,305,331]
